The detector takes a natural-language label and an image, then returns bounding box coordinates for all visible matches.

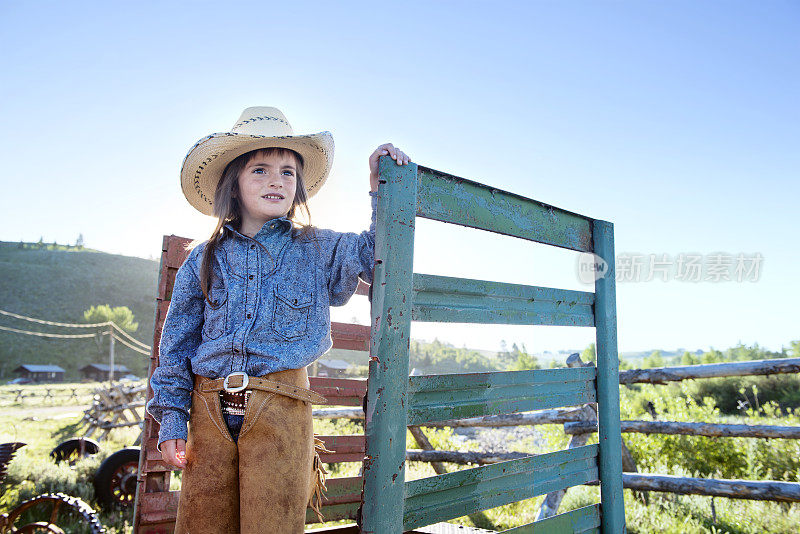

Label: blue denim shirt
[146,190,378,450]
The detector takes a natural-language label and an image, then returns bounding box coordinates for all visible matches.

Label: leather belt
[199,372,328,405]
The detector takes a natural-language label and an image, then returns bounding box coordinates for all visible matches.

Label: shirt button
[247,313,252,319]
[233,348,239,353]
[250,244,255,250]
[248,275,254,280]
[270,224,275,229]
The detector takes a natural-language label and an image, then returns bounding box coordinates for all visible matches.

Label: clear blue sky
[1,1,797,356]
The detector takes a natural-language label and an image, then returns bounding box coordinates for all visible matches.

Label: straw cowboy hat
[180,106,334,216]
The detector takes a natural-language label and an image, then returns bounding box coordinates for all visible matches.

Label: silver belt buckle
[223,371,249,393]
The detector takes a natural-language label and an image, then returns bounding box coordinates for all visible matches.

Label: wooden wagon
[133,156,626,533]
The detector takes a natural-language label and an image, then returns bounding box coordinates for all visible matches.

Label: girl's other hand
[161,438,187,469]
[369,143,411,191]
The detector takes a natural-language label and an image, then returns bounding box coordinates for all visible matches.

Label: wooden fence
[78,382,147,442]
[299,355,800,517]
[0,385,97,405]
[98,354,800,518]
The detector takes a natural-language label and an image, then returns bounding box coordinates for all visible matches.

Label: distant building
[311,358,352,377]
[80,363,131,381]
[13,364,66,383]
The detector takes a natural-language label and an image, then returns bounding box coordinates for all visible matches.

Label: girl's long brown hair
[192,147,321,306]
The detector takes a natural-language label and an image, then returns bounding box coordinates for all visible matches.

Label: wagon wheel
[1,442,27,486]
[50,438,100,466]
[93,448,140,509]
[1,492,105,534]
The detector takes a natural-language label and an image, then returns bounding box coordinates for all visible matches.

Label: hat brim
[180,131,334,217]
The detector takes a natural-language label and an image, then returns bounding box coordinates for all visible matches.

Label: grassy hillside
[0,241,159,380]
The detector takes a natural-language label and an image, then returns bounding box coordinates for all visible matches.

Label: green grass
[3,380,800,532]
[0,240,159,381]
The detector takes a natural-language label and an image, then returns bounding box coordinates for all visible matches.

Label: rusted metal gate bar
[411,273,595,326]
[592,219,625,533]
[406,367,597,424]
[504,503,601,534]
[403,444,599,531]
[360,156,625,533]
[361,157,418,531]
[415,166,593,252]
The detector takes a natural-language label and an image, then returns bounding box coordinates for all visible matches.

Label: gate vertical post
[593,219,626,532]
[361,156,418,533]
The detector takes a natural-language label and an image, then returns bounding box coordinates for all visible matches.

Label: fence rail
[535,353,800,518]
[566,419,800,439]
[0,385,99,405]
[607,474,800,503]
[618,357,800,384]
[312,355,800,514]
[16,355,792,522]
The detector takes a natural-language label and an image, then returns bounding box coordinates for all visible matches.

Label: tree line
[17,233,85,250]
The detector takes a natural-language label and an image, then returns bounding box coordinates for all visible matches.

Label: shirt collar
[224,216,293,241]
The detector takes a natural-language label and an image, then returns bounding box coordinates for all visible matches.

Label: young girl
[145,106,410,533]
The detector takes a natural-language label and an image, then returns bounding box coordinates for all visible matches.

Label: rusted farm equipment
[0,383,144,532]
[43,381,147,510]
[0,442,106,533]
[46,382,142,468]
[133,155,626,533]
[50,437,101,466]
[78,381,146,509]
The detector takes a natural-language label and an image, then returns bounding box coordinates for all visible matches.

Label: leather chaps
[173,366,330,533]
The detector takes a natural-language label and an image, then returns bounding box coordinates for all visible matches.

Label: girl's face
[236,151,298,231]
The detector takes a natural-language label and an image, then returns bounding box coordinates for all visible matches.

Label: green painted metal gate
[359,156,626,533]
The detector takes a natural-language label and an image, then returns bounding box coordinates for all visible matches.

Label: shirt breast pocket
[203,279,229,340]
[271,287,313,341]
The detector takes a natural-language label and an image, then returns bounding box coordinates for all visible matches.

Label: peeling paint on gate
[359,156,625,533]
